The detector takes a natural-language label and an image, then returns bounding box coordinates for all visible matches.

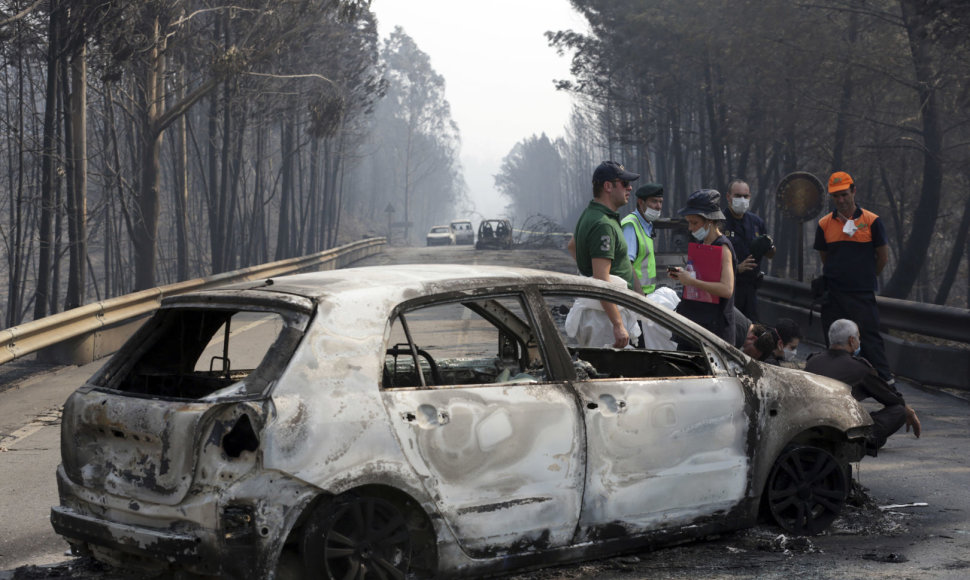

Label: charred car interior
[102,297,310,399]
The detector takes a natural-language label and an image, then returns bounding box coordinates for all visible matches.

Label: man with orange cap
[813,171,893,384]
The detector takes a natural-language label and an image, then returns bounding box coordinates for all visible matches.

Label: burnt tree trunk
[882,0,945,299]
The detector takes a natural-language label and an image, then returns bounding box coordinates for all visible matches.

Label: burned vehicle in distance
[475,218,513,250]
[51,265,871,579]
[450,219,475,245]
[426,225,456,246]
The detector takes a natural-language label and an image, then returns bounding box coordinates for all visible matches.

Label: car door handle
[401,405,449,427]
[588,395,627,415]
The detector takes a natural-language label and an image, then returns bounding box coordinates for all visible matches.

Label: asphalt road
[1,245,968,579]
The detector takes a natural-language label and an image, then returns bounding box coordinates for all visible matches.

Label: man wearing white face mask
[621,183,664,295]
[724,179,774,322]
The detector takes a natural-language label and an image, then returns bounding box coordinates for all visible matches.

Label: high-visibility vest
[620,213,656,294]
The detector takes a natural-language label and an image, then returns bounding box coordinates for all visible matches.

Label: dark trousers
[734,278,759,322]
[869,405,906,449]
[821,291,892,381]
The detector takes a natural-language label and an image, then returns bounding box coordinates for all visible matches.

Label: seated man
[805,318,921,455]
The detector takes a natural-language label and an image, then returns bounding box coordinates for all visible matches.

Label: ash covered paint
[51,265,874,579]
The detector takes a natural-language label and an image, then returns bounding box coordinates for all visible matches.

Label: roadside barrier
[0,238,385,366]
[760,276,970,391]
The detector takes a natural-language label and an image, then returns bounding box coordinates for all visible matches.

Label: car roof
[221,264,604,302]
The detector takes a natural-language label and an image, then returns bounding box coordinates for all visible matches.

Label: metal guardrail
[760,276,970,391]
[760,277,970,343]
[0,238,386,366]
[2,242,967,390]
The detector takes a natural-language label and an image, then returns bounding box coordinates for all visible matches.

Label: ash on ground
[6,479,910,580]
[507,481,909,580]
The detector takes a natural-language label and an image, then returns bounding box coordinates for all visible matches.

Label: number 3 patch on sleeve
[600,235,611,252]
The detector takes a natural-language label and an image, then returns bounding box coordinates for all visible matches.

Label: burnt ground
[505,484,922,580]
[1,484,931,580]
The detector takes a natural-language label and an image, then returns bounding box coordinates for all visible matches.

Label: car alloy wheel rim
[766,446,848,535]
[319,496,412,580]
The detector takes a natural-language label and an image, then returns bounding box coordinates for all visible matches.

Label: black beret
[635,183,664,199]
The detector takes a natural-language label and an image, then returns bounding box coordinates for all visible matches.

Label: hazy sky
[370,0,586,218]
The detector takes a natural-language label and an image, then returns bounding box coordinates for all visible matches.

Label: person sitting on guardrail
[805,318,920,456]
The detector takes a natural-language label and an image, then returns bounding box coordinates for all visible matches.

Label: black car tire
[302,493,413,579]
[764,444,849,535]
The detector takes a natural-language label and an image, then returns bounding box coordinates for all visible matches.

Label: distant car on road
[50,265,871,579]
[426,225,455,246]
[475,218,513,250]
[450,219,474,245]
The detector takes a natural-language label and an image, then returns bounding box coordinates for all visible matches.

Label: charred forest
[495,0,970,309]
[0,1,467,327]
[3,0,970,329]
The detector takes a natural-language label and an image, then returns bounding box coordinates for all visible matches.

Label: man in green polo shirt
[567,160,640,347]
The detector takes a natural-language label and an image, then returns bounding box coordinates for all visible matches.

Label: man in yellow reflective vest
[621,183,664,295]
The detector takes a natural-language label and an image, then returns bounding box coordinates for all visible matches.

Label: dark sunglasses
[613,179,630,188]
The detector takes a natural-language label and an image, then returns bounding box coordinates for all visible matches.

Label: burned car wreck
[51,265,871,579]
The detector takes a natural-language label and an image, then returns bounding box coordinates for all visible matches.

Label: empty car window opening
[95,303,309,400]
[542,291,716,381]
[384,295,545,390]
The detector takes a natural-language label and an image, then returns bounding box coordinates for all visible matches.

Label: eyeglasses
[613,179,630,188]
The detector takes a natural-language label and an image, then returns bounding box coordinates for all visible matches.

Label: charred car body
[475,219,513,250]
[450,219,474,245]
[426,225,456,246]
[51,265,871,579]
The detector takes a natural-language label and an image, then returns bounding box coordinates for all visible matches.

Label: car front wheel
[302,493,413,579]
[764,445,849,535]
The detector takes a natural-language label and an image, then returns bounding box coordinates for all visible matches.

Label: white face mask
[642,207,661,221]
[731,197,750,214]
[783,346,797,362]
[691,225,709,242]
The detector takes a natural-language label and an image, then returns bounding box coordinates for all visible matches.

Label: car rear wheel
[765,445,848,535]
[302,494,412,579]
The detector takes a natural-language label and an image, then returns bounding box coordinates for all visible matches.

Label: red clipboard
[683,242,722,303]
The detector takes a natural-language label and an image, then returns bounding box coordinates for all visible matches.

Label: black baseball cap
[592,161,640,185]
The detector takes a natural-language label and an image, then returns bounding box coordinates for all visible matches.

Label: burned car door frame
[379,288,586,558]
[536,287,750,540]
